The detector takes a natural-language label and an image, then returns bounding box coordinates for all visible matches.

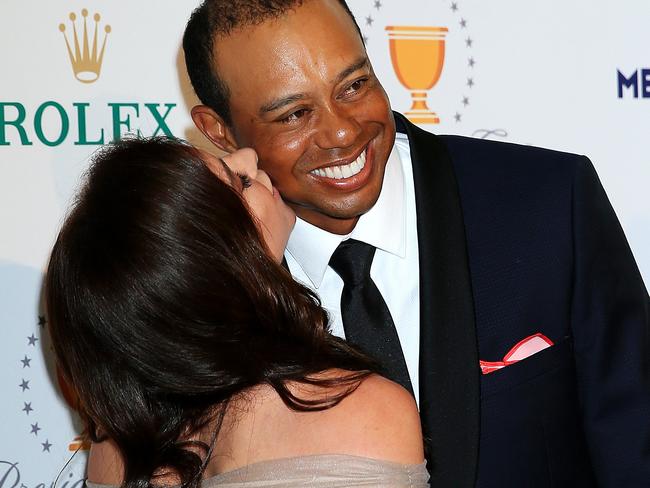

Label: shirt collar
[286,142,406,288]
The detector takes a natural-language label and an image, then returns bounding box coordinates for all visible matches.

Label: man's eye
[342,78,367,96]
[237,173,252,189]
[280,108,308,123]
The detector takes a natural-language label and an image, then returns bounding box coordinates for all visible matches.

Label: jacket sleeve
[571,156,650,485]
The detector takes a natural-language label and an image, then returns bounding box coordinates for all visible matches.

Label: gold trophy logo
[59,9,111,84]
[386,26,449,124]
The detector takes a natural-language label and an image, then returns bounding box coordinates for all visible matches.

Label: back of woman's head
[46,137,373,488]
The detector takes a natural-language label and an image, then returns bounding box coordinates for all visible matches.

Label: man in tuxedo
[183,0,650,485]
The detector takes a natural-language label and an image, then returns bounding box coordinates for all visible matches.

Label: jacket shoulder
[439,135,586,171]
[435,135,592,193]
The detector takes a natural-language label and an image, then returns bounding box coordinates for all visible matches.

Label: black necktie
[329,239,413,394]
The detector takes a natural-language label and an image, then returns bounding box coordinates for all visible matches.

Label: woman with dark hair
[46,137,428,487]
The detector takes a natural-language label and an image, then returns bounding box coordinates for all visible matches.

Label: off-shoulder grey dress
[86,454,430,487]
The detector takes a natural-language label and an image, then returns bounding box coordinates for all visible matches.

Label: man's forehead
[211,0,367,112]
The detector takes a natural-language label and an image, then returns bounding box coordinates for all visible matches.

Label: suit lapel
[395,112,480,487]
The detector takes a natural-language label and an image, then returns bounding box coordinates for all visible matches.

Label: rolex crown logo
[59,9,111,84]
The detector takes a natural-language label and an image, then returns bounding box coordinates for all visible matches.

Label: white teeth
[310,149,367,180]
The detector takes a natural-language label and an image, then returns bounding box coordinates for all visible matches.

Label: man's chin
[295,195,379,218]
[325,205,376,221]
[289,199,377,233]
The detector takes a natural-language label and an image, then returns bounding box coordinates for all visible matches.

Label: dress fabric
[86,454,429,488]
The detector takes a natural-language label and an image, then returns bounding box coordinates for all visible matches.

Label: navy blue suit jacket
[394,113,650,487]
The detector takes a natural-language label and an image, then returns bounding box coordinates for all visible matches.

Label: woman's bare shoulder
[213,371,424,470]
[87,373,425,482]
[328,373,424,464]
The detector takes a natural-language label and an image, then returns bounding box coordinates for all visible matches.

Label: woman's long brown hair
[45,137,376,488]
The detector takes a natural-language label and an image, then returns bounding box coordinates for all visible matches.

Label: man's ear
[191,105,239,153]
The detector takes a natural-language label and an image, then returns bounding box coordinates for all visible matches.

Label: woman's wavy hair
[45,137,375,488]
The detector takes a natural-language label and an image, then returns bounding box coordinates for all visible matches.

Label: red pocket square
[480,333,554,375]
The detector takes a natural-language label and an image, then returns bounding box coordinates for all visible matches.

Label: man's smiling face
[211,0,395,235]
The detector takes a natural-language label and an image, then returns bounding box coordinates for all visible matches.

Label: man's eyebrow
[333,57,370,86]
[259,94,306,115]
[258,57,370,115]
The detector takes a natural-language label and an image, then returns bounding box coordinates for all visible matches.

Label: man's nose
[314,105,362,150]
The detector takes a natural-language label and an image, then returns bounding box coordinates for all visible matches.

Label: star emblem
[460,18,467,28]
[42,440,52,452]
[30,423,41,435]
[467,77,475,88]
[19,379,30,392]
[465,37,473,48]
[27,334,38,346]
[454,112,462,122]
[363,34,369,44]
[462,96,470,107]
[22,402,33,415]
[451,2,459,12]
[374,0,382,9]
[365,15,374,26]
[21,355,31,368]
[468,57,476,68]
[38,315,47,327]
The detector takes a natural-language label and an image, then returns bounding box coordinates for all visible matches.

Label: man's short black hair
[182,0,362,126]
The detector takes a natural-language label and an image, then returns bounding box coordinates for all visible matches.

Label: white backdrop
[1,0,648,484]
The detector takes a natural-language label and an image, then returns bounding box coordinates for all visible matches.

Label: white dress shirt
[285,133,422,404]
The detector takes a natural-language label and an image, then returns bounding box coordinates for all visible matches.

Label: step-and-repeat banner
[1,1,648,484]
